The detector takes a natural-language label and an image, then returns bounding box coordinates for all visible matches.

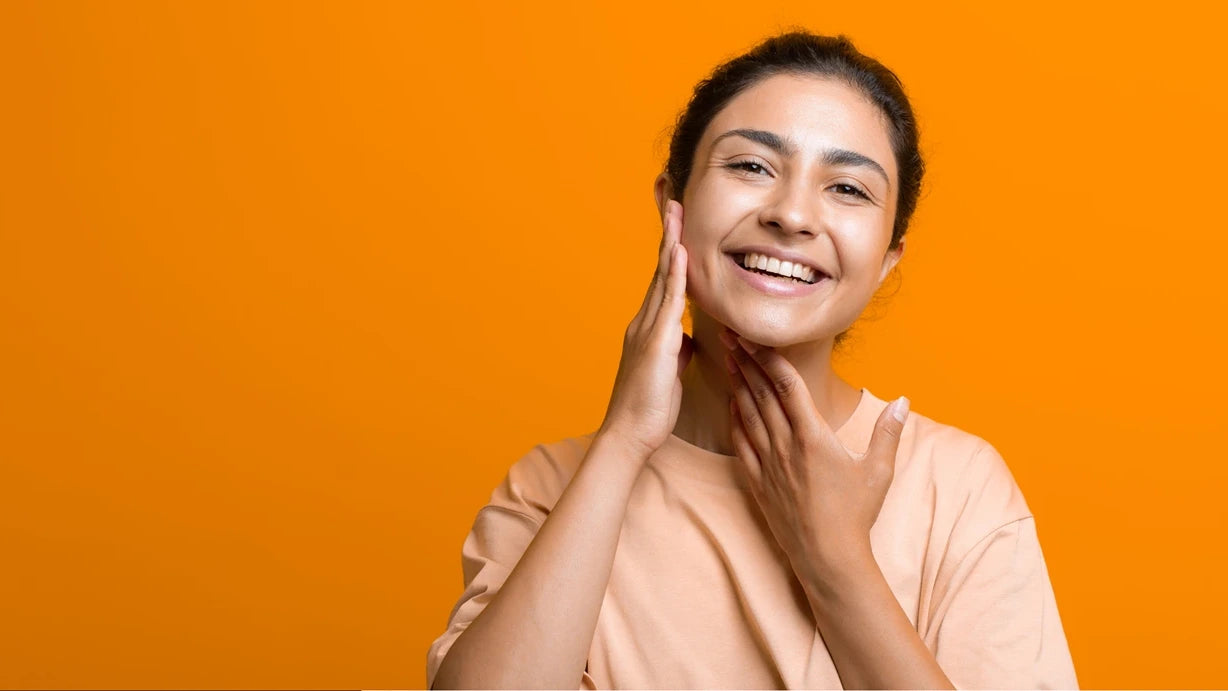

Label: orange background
[1,1,1225,688]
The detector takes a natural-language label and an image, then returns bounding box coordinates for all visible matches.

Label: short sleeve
[425,441,599,690]
[927,515,1079,690]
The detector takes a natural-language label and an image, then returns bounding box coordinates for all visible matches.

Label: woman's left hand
[719,326,910,586]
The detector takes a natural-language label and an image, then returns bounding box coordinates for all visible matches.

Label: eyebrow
[710,128,890,190]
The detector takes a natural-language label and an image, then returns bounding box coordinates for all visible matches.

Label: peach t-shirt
[425,387,1079,689]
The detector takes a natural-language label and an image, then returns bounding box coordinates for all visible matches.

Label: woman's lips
[727,252,829,297]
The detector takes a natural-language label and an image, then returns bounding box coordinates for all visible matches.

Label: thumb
[864,396,909,471]
[676,332,694,377]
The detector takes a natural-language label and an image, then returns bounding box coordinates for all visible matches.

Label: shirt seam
[949,514,1035,575]
[476,502,545,530]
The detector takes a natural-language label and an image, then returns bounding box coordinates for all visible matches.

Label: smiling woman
[427,30,1079,690]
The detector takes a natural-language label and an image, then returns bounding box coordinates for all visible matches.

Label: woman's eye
[833,183,870,200]
[726,161,768,175]
[725,163,870,201]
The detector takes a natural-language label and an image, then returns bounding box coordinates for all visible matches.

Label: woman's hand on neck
[670,312,855,456]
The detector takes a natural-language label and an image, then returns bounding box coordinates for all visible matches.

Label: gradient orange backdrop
[2,1,1225,688]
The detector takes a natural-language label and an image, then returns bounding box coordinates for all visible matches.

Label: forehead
[703,73,896,180]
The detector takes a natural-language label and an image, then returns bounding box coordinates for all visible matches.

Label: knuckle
[796,433,820,456]
[749,380,775,404]
[772,374,799,397]
[662,279,676,300]
[769,438,791,464]
[644,328,666,352]
[742,410,764,433]
[624,321,638,343]
[733,348,753,366]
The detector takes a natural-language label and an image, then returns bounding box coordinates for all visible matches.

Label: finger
[725,350,772,461]
[632,201,671,323]
[734,334,831,449]
[864,396,909,476]
[638,200,679,324]
[651,241,687,337]
[729,396,763,488]
[728,339,792,455]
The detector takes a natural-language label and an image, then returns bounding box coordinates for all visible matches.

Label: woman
[427,30,1078,690]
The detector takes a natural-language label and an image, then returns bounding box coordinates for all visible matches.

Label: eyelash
[724,161,871,200]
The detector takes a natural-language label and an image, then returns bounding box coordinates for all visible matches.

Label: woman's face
[657,73,904,348]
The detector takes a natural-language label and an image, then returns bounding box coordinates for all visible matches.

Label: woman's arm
[801,541,956,690]
[431,432,646,690]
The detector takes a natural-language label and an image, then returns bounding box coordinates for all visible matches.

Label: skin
[652,73,955,689]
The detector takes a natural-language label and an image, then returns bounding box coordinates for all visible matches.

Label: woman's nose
[759,179,819,237]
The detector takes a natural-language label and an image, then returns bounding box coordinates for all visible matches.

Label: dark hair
[663,29,924,351]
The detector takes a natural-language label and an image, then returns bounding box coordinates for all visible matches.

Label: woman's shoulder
[901,404,1033,525]
[905,404,993,464]
[486,430,599,523]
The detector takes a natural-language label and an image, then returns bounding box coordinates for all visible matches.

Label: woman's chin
[721,325,830,349]
[693,298,835,347]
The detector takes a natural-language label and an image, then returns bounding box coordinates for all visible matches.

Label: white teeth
[740,252,818,283]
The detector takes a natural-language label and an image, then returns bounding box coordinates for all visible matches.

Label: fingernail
[735,336,758,353]
[718,330,738,350]
[890,396,910,423]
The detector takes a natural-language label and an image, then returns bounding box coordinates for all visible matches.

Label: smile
[727,252,831,297]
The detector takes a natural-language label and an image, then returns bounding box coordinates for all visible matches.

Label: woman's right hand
[596,199,695,462]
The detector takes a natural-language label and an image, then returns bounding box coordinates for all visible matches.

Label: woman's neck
[671,316,860,456]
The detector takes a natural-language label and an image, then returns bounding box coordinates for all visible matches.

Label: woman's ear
[878,238,905,285]
[654,172,675,220]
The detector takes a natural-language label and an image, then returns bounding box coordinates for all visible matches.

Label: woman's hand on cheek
[718,326,910,587]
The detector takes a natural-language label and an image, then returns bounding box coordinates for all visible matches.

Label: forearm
[802,544,955,690]
[432,433,646,690]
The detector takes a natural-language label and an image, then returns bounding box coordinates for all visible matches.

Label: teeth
[739,252,818,283]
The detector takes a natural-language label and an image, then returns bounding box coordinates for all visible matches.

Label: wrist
[587,428,655,478]
[593,425,658,465]
[799,538,877,604]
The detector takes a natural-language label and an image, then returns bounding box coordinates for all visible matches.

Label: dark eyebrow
[710,128,890,190]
